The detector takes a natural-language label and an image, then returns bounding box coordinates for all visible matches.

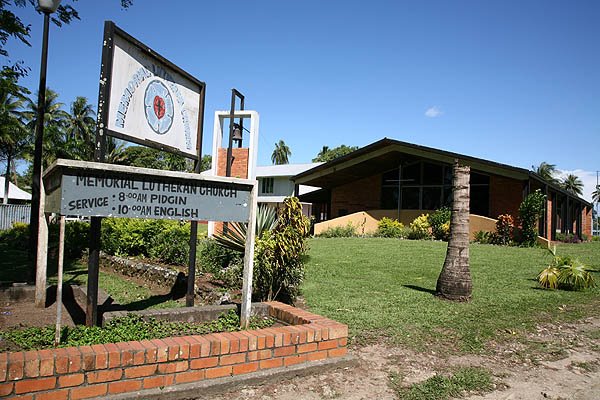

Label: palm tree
[436,161,472,301]
[0,75,29,204]
[22,88,69,168]
[561,174,583,196]
[65,96,96,160]
[593,185,600,204]
[271,140,291,165]
[532,162,558,184]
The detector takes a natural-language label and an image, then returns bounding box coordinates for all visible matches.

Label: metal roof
[255,163,323,178]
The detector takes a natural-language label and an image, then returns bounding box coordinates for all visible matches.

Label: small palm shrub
[538,252,596,291]
[374,217,408,238]
[537,266,560,289]
[428,207,451,241]
[408,214,432,240]
[557,261,596,291]
[317,223,357,238]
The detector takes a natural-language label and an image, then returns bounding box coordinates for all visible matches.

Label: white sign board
[106,30,202,158]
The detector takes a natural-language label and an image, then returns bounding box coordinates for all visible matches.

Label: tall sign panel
[99,21,205,160]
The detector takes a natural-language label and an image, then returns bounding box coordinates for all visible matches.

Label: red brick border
[0,302,348,399]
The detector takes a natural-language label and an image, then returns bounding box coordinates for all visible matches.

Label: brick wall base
[0,302,348,399]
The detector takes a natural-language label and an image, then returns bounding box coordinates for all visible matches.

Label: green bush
[101,218,155,256]
[428,207,451,241]
[0,222,30,250]
[253,197,310,303]
[374,217,408,238]
[518,189,546,247]
[214,262,244,288]
[472,230,493,244]
[148,222,190,265]
[64,221,90,259]
[197,238,242,274]
[317,223,357,238]
[408,214,432,240]
[0,221,90,259]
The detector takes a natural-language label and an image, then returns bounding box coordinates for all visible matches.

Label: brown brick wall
[546,194,554,239]
[489,175,524,221]
[331,174,382,217]
[214,148,249,233]
[0,303,348,399]
[216,148,249,179]
[582,206,592,238]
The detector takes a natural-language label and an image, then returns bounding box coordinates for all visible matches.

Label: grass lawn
[302,238,600,352]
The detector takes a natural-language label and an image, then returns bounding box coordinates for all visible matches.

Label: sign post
[82,21,207,325]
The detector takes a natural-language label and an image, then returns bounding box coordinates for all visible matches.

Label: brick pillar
[214,148,250,234]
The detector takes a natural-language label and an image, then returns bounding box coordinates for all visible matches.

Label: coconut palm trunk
[436,161,472,301]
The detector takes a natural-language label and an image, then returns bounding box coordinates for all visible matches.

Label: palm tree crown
[271,140,291,165]
[591,185,599,203]
[532,162,558,184]
[561,174,583,196]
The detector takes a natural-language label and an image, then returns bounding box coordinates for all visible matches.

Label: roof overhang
[293,138,529,188]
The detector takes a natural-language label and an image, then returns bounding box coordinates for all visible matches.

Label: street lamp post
[30,0,61,301]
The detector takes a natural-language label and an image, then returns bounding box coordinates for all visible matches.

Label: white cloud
[425,106,443,118]
[556,169,598,203]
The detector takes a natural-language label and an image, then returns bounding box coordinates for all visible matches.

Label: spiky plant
[213,205,278,252]
[538,266,560,289]
[557,261,596,291]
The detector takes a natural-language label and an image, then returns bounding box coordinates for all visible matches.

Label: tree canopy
[561,174,584,196]
[1,0,132,74]
[271,140,291,165]
[312,144,358,163]
[532,162,559,184]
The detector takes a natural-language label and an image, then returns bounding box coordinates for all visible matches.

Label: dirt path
[197,317,600,400]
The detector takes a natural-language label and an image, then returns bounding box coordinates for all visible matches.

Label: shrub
[0,222,30,250]
[0,221,90,259]
[374,217,408,238]
[64,221,90,259]
[592,236,600,242]
[557,261,596,291]
[428,207,451,241]
[317,223,357,238]
[555,233,582,243]
[494,214,514,245]
[538,253,596,291]
[518,189,546,247]
[408,214,432,240]
[197,238,242,274]
[473,230,493,244]
[253,197,310,303]
[537,266,560,289]
[148,222,190,265]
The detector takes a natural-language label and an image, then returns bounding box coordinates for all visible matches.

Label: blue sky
[4,0,599,200]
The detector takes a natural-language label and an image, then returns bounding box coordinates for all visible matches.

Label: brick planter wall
[0,302,348,399]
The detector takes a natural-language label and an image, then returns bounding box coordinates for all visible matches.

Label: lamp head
[38,0,62,14]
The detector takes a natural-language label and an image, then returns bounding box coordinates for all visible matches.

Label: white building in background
[255,163,321,217]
